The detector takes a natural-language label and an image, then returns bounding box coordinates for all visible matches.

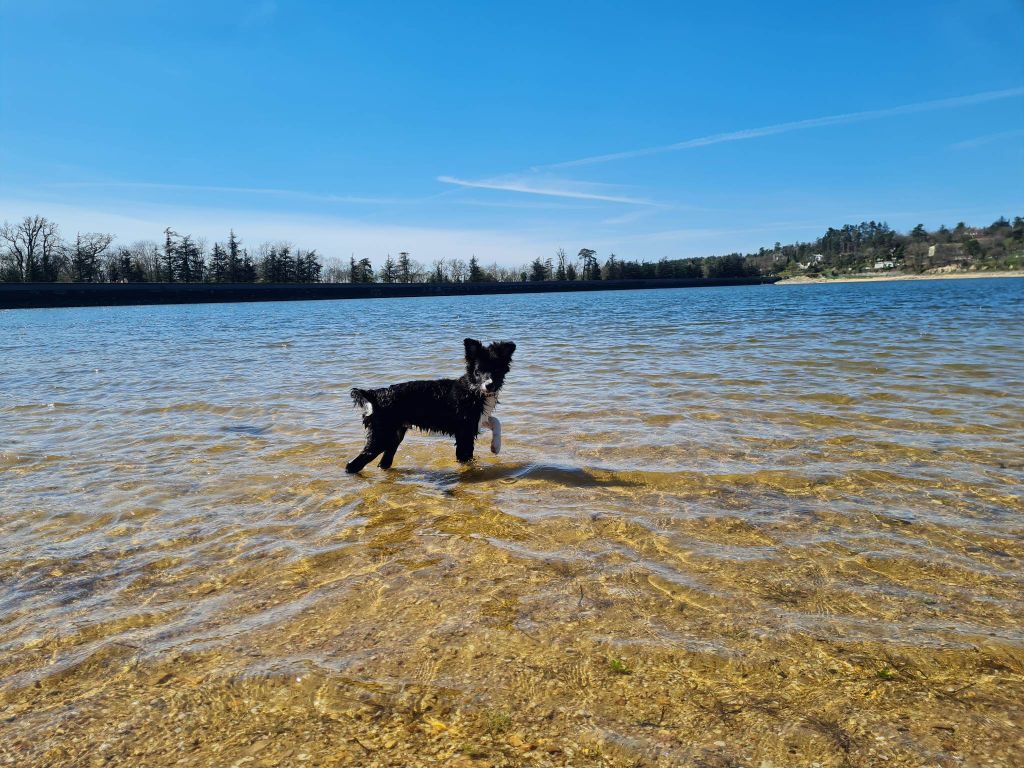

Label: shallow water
[2,279,1023,767]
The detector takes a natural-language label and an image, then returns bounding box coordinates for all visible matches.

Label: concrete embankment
[0,277,778,310]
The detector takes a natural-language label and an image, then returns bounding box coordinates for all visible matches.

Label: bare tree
[555,248,568,280]
[132,240,162,281]
[320,256,347,283]
[404,255,427,282]
[103,241,151,282]
[491,263,518,282]
[448,258,468,283]
[0,216,64,281]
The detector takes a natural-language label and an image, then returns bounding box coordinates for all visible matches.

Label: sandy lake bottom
[2,279,1022,767]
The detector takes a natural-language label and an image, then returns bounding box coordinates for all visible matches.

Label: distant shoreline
[776,270,1024,285]
[5,271,1020,310]
[0,276,777,310]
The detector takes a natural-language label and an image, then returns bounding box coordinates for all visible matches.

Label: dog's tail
[350,388,376,419]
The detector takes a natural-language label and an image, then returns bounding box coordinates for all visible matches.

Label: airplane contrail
[437,175,656,205]
[539,86,1024,170]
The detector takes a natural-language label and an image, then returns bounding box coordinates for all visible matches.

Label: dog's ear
[464,338,484,361]
[490,341,516,360]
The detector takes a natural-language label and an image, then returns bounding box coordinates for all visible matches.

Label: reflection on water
[2,279,1023,766]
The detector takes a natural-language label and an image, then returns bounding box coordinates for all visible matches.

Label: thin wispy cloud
[456,198,598,211]
[437,175,657,205]
[41,180,592,212]
[949,128,1024,150]
[540,87,1024,169]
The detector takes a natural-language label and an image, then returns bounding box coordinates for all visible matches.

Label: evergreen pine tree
[260,246,278,282]
[578,248,599,280]
[163,228,178,282]
[70,233,98,282]
[298,249,322,282]
[189,241,205,282]
[278,244,295,282]
[240,250,256,282]
[176,235,196,282]
[227,230,241,281]
[357,257,374,283]
[381,254,396,283]
[210,243,228,282]
[604,253,618,280]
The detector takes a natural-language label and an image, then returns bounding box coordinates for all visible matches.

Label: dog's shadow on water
[384,461,639,493]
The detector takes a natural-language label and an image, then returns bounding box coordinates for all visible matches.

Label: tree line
[0,219,323,285]
[761,217,1024,276]
[1,215,1021,285]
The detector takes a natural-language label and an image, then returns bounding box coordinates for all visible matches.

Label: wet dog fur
[346,338,516,473]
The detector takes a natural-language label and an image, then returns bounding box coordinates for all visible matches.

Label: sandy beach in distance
[776,270,1024,285]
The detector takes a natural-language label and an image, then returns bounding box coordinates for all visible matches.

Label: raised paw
[489,416,502,455]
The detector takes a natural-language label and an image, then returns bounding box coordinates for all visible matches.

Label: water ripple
[2,279,1023,765]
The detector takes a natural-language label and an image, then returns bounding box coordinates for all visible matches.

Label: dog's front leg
[455,430,475,464]
[488,416,502,454]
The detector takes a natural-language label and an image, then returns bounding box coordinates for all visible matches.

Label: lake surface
[2,279,1023,767]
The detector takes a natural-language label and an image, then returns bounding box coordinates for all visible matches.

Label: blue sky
[1,0,1022,265]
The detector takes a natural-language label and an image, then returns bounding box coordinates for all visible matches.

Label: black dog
[345,338,516,473]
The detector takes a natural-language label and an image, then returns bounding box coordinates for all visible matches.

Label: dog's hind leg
[378,426,407,470]
[346,430,388,474]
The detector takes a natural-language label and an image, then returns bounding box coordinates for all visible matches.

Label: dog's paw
[490,435,501,454]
